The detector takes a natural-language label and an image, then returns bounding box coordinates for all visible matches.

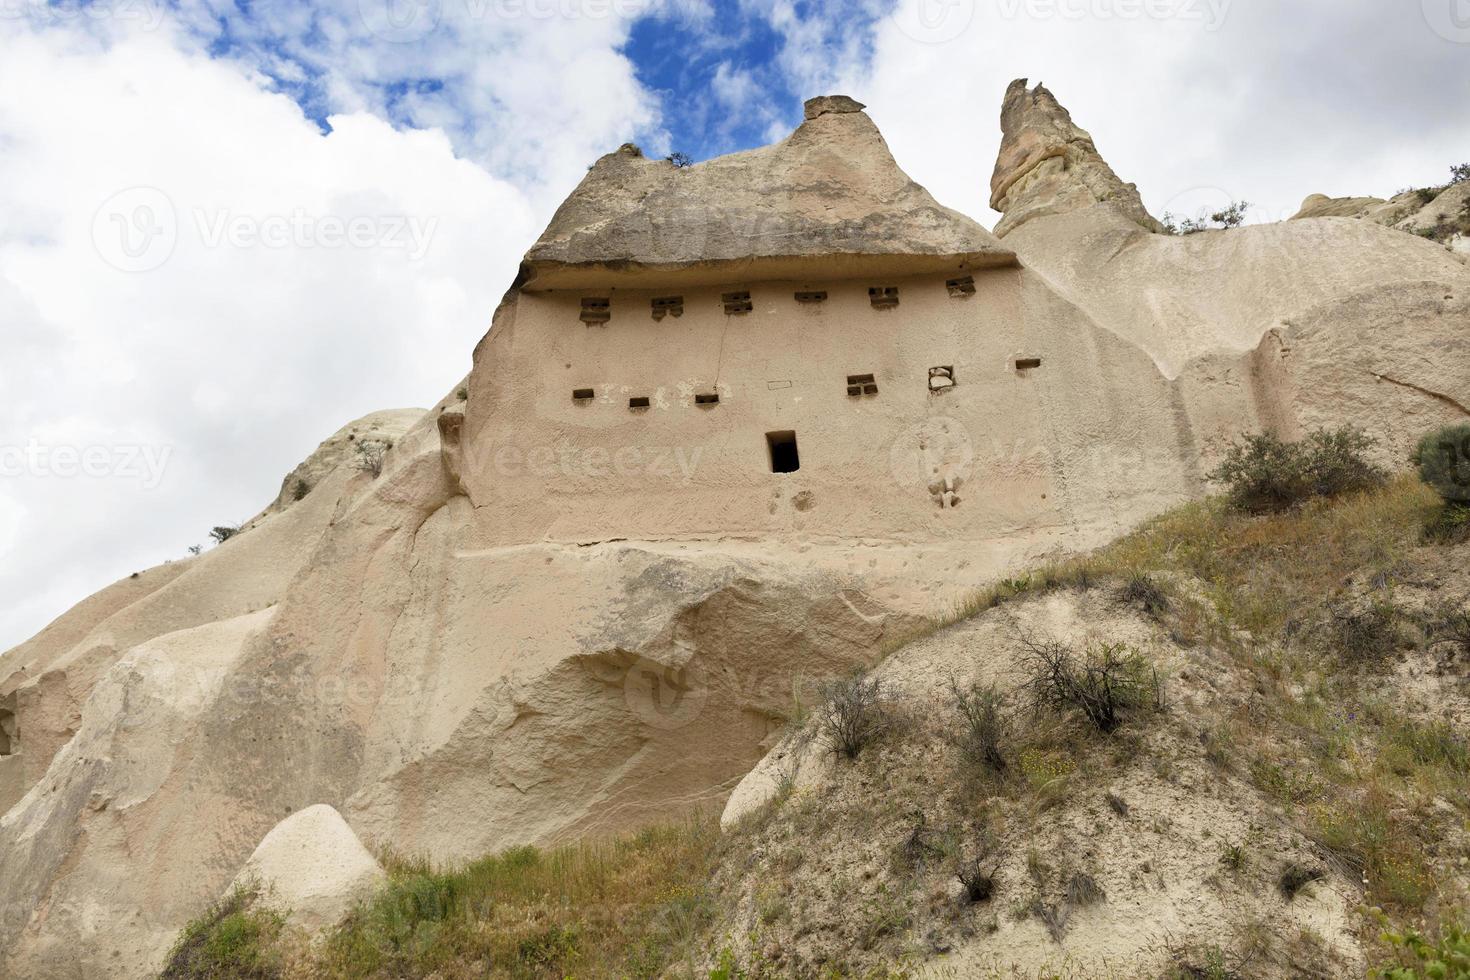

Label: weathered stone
[989,78,1165,238]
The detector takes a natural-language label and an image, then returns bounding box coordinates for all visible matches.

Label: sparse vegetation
[1019,636,1163,734]
[1377,919,1470,979]
[666,151,693,168]
[292,479,311,501]
[1161,200,1252,234]
[164,474,1468,979]
[1322,599,1403,666]
[1278,862,1324,901]
[1451,162,1470,184]
[312,824,715,979]
[353,439,392,478]
[1120,571,1171,617]
[210,524,241,544]
[160,882,285,980]
[946,676,1008,774]
[1208,427,1386,514]
[818,673,890,760]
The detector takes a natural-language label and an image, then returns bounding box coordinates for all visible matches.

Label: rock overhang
[520,95,1017,291]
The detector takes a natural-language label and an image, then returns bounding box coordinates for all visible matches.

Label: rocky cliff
[1,83,1467,979]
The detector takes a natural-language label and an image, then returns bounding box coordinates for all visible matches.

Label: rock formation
[989,78,1165,238]
[1292,181,1470,255]
[0,83,1466,978]
[229,804,387,934]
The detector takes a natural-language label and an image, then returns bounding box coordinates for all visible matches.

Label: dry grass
[290,822,717,979]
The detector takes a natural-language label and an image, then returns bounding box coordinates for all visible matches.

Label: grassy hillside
[163,468,1470,979]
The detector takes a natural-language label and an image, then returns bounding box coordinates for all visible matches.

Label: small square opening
[580,298,611,324]
[868,286,899,309]
[572,388,595,401]
[651,296,684,320]
[766,430,800,473]
[1016,357,1042,371]
[722,291,753,315]
[629,396,650,409]
[795,290,828,304]
[695,392,720,406]
[846,373,878,396]
[946,276,976,297]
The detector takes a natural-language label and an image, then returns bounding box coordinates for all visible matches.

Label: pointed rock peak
[989,78,1164,238]
[803,95,867,120]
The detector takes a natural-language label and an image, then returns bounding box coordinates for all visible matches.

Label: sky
[1,0,1467,650]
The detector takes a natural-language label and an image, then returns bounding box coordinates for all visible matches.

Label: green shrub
[1412,423,1470,505]
[1209,428,1385,514]
[209,524,242,544]
[1377,920,1470,979]
[946,678,1008,774]
[160,883,285,980]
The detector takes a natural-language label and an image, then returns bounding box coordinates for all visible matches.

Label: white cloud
[784,0,1470,228]
[0,15,653,649]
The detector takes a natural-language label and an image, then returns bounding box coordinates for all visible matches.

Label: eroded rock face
[2,83,1468,979]
[989,78,1165,238]
[262,408,424,517]
[523,94,1015,289]
[1292,182,1470,254]
[231,804,386,934]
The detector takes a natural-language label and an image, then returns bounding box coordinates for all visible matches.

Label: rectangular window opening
[766,430,800,474]
[572,388,595,401]
[721,291,753,315]
[695,392,720,406]
[795,290,828,304]
[579,298,611,324]
[1016,357,1043,371]
[629,396,651,409]
[868,286,899,309]
[651,296,684,320]
[946,276,976,297]
[846,373,877,396]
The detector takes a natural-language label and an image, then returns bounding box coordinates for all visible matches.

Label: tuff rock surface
[1,80,1467,979]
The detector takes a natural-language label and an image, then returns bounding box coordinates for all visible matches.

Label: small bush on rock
[818,673,889,760]
[354,439,393,478]
[947,677,1008,774]
[1209,427,1385,514]
[1020,637,1163,735]
[210,524,241,545]
[1412,423,1470,507]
